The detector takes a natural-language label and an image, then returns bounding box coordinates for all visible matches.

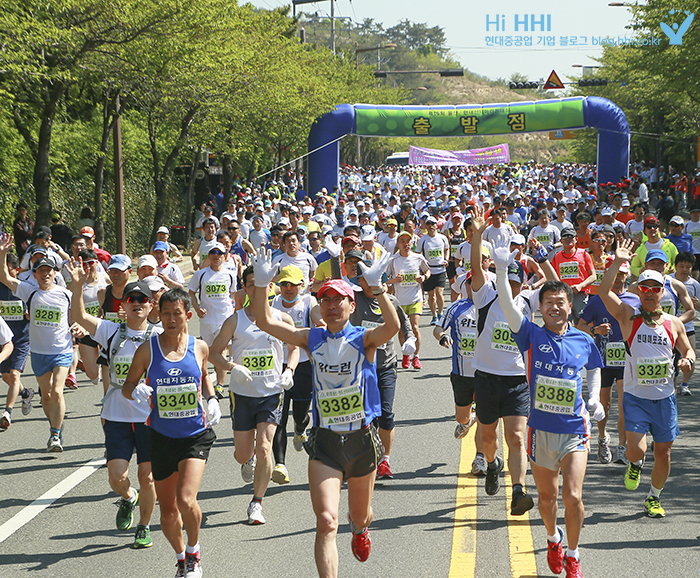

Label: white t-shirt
[0,317,12,345]
[416,233,449,274]
[188,267,237,328]
[528,224,560,251]
[483,223,514,246]
[684,220,700,254]
[377,232,398,254]
[387,253,431,306]
[15,281,73,355]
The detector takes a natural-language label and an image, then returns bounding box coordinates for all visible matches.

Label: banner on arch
[408,144,510,166]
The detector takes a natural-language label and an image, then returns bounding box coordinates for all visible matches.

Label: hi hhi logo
[660,9,694,45]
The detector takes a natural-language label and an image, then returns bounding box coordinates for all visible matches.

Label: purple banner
[408,144,510,166]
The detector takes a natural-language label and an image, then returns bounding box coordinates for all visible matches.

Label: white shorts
[200,323,224,347]
[527,427,589,471]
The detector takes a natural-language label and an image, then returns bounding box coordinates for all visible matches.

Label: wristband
[207,395,218,403]
[439,335,449,346]
[684,357,695,368]
[371,287,386,296]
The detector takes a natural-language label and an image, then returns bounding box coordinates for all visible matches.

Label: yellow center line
[502,428,538,578]
[448,427,478,578]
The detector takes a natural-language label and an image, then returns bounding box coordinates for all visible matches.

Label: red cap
[644,216,659,227]
[80,226,95,238]
[341,235,361,247]
[317,279,355,302]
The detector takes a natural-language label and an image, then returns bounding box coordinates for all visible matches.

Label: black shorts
[451,373,476,407]
[103,420,151,463]
[97,352,108,366]
[601,367,624,388]
[423,271,446,292]
[304,424,384,480]
[474,370,529,425]
[230,392,283,431]
[288,361,313,401]
[446,261,457,279]
[693,255,700,272]
[76,334,100,348]
[149,427,216,482]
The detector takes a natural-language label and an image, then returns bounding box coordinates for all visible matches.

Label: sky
[244,0,640,84]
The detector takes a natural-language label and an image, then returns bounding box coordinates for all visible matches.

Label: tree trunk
[185,147,200,245]
[246,146,258,185]
[94,89,119,245]
[222,154,233,200]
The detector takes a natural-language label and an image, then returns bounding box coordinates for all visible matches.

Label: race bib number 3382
[317,384,365,427]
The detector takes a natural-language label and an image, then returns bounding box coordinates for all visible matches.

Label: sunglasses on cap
[637,285,663,294]
[125,295,150,304]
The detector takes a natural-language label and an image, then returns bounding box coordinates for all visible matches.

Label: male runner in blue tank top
[252,247,399,578]
[122,288,222,578]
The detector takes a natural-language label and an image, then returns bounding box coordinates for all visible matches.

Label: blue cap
[153,241,169,252]
[108,254,132,271]
[587,195,596,200]
[645,250,668,263]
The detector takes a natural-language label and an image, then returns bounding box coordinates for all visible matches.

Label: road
[1,305,699,577]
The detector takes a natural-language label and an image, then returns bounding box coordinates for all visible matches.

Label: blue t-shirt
[580,292,640,367]
[513,317,603,435]
[667,233,693,254]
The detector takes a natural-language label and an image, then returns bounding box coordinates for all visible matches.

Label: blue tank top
[231,237,247,264]
[146,334,206,438]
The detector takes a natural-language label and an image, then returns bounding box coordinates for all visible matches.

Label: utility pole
[113,94,126,254]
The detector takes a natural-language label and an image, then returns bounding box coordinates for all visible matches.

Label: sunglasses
[209,250,224,256]
[82,260,97,265]
[279,281,301,287]
[319,295,347,306]
[593,238,607,244]
[638,285,663,294]
[125,295,150,304]
[645,224,659,229]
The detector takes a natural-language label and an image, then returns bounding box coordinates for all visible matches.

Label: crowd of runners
[1,159,698,578]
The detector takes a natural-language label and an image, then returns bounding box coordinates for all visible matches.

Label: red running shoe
[351,527,371,562]
[564,555,583,578]
[376,458,393,479]
[412,356,422,369]
[401,355,410,369]
[64,374,78,390]
[547,526,564,574]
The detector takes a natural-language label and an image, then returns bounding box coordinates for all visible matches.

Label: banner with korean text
[408,144,510,166]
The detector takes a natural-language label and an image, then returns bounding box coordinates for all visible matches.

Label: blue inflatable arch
[307,96,629,194]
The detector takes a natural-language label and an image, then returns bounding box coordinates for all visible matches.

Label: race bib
[84,299,100,317]
[34,304,61,327]
[594,269,605,286]
[400,270,418,287]
[559,261,580,280]
[105,311,127,324]
[242,348,274,377]
[427,248,443,261]
[534,375,577,414]
[636,356,670,386]
[491,321,518,352]
[317,384,365,427]
[450,245,459,256]
[204,281,228,299]
[0,300,23,321]
[156,382,198,419]
[459,331,476,357]
[691,230,700,238]
[606,341,626,367]
[361,320,381,329]
[113,355,133,386]
[536,233,551,244]
[660,298,674,315]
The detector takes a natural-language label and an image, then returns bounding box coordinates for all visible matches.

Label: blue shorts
[230,392,283,431]
[623,392,679,443]
[0,337,30,374]
[30,351,73,377]
[103,420,151,463]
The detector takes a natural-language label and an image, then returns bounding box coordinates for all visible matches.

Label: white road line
[0,457,105,544]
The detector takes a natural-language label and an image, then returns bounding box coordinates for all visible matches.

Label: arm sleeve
[495,269,524,333]
[586,368,601,401]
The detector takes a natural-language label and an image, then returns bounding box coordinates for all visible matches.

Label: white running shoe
[0,410,10,429]
[454,413,477,439]
[272,463,290,484]
[21,388,34,416]
[241,454,256,483]
[471,454,487,476]
[293,429,307,452]
[47,435,63,453]
[247,500,265,525]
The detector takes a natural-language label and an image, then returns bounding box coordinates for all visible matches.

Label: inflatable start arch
[307,96,629,194]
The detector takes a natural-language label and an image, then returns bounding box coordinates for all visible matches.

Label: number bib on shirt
[637,356,669,385]
[534,375,577,414]
[156,382,198,419]
[594,269,605,286]
[242,348,274,377]
[427,248,443,260]
[84,300,100,317]
[606,342,626,367]
[559,262,580,280]
[105,311,127,324]
[113,355,133,386]
[660,299,674,315]
[536,234,551,244]
[204,282,228,299]
[317,384,365,427]
[460,331,476,357]
[400,270,418,287]
[491,321,518,352]
[34,304,61,326]
[691,230,700,238]
[361,320,381,329]
[0,300,23,321]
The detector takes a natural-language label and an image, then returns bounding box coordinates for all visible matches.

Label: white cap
[669,215,685,226]
[137,254,158,270]
[208,242,227,254]
[638,270,665,285]
[157,226,169,234]
[302,206,313,215]
[360,225,376,241]
[142,275,166,292]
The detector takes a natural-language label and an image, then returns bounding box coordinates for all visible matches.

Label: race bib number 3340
[157,382,198,419]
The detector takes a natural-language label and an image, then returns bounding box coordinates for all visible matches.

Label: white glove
[490,237,518,273]
[252,246,276,288]
[401,337,417,356]
[132,384,153,404]
[230,363,253,384]
[358,250,392,287]
[277,368,295,391]
[588,398,606,422]
[206,397,221,427]
[324,234,341,258]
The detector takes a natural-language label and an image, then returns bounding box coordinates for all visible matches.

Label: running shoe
[510,489,534,516]
[454,414,477,439]
[272,463,290,485]
[376,458,393,479]
[679,384,692,396]
[412,356,422,369]
[614,445,628,465]
[64,374,78,390]
[547,526,564,574]
[401,355,410,369]
[644,496,666,518]
[175,559,186,578]
[22,388,34,415]
[116,489,139,530]
[471,454,487,476]
[624,461,643,491]
[185,552,203,578]
[47,434,63,453]
[133,524,153,549]
[485,456,503,495]
[247,500,265,525]
[429,316,438,326]
[214,384,225,400]
[241,454,256,484]
[564,555,583,578]
[0,410,10,429]
[293,429,307,452]
[351,527,372,562]
[598,437,612,464]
